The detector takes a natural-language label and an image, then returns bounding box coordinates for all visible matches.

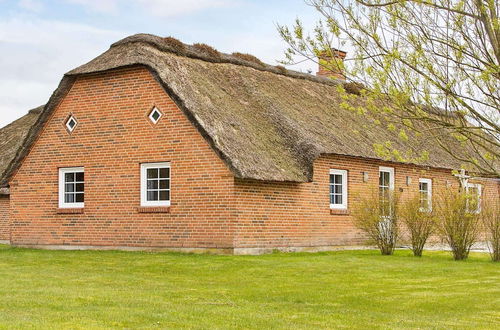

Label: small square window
[65,115,78,133]
[59,167,84,208]
[330,169,348,210]
[149,107,163,124]
[141,162,171,207]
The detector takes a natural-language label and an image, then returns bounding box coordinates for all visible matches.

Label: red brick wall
[7,65,500,251]
[234,155,499,249]
[9,66,235,248]
[0,196,9,242]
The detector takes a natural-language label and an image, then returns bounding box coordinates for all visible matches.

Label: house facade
[0,34,498,254]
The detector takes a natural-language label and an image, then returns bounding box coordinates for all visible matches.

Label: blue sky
[0,0,322,128]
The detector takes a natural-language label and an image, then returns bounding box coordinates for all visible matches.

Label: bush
[400,196,436,257]
[353,190,400,255]
[481,201,500,262]
[436,189,481,261]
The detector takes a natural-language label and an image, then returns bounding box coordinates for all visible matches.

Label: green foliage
[481,200,500,262]
[436,189,481,261]
[400,196,436,257]
[278,0,500,176]
[352,189,400,255]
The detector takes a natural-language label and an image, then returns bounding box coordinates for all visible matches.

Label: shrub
[400,196,436,257]
[353,190,400,255]
[436,189,481,261]
[481,201,500,262]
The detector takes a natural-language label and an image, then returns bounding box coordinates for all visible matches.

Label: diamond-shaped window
[149,107,163,124]
[65,115,78,133]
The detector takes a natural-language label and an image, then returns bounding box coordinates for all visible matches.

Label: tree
[278,0,499,176]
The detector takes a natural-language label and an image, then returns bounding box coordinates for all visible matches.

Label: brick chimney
[316,49,347,80]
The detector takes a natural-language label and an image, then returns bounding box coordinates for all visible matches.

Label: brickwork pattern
[9,67,235,248]
[0,196,9,241]
[7,65,500,250]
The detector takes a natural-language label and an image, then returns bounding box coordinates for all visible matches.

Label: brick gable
[9,66,236,248]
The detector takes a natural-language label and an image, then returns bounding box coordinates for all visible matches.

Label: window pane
[335,195,343,205]
[330,195,335,204]
[159,190,170,201]
[380,172,389,187]
[335,185,342,194]
[159,168,170,179]
[330,185,335,194]
[334,175,342,184]
[147,190,158,201]
[65,193,75,203]
[330,175,335,184]
[147,168,159,179]
[65,173,75,182]
[75,193,84,203]
[75,183,84,192]
[75,172,84,182]
[159,180,170,190]
[147,180,158,189]
[65,183,75,193]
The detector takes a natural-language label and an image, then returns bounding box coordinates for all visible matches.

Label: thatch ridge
[105,33,341,86]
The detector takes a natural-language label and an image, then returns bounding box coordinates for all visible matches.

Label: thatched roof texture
[0,106,43,191]
[1,34,496,187]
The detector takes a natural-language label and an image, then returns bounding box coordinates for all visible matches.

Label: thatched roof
[0,106,43,191]
[1,34,497,186]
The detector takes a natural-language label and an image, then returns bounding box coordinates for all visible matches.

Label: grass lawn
[0,246,498,329]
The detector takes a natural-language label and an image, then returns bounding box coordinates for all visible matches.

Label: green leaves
[278,0,499,176]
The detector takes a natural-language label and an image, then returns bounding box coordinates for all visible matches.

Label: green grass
[0,246,498,329]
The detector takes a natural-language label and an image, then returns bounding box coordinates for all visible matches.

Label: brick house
[0,34,498,254]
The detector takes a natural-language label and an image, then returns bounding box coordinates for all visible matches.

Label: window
[379,167,395,216]
[329,169,348,210]
[141,162,171,207]
[419,178,432,212]
[59,167,84,208]
[65,115,78,133]
[466,183,482,213]
[148,107,163,124]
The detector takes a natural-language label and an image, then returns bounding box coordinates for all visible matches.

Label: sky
[0,0,323,128]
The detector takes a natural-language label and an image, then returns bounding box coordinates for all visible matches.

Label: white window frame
[148,107,163,124]
[141,162,171,207]
[419,178,433,212]
[466,183,482,214]
[329,169,348,210]
[58,167,85,209]
[379,166,395,190]
[65,115,78,133]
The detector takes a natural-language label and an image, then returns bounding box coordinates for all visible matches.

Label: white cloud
[18,0,43,12]
[0,18,125,128]
[62,0,234,16]
[137,0,234,17]
[64,0,119,13]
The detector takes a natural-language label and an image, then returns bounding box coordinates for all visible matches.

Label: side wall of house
[0,196,9,242]
[233,154,500,250]
[9,66,236,249]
